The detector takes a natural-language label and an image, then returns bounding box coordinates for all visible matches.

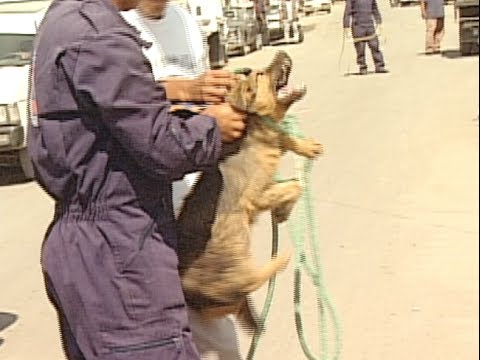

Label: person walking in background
[343,0,389,75]
[420,0,445,54]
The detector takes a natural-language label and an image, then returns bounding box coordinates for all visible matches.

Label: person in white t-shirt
[122,1,245,359]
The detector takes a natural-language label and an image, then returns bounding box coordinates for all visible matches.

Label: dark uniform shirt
[343,0,383,28]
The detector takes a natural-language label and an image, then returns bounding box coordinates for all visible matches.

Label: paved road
[1,3,478,360]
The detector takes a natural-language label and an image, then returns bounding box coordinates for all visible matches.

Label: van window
[0,33,34,66]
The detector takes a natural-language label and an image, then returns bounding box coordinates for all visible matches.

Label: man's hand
[202,103,247,142]
[190,70,239,104]
[343,27,351,38]
[376,24,384,36]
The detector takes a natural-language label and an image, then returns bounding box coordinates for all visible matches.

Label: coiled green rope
[247,114,343,360]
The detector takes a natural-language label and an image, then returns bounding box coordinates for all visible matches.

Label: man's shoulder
[42,0,134,41]
[165,3,199,27]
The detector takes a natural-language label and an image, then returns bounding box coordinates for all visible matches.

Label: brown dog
[176,51,323,332]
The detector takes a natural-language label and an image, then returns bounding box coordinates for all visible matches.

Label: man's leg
[42,218,201,360]
[433,17,445,52]
[367,33,387,71]
[188,308,243,360]
[352,26,368,73]
[44,273,86,360]
[425,19,436,54]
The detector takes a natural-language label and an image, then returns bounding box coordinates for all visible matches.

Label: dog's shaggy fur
[176,51,323,332]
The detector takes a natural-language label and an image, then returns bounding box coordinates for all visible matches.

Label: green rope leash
[246,215,280,360]
[247,114,343,360]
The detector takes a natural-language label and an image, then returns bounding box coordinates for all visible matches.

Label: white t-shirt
[122,5,208,211]
[121,4,209,80]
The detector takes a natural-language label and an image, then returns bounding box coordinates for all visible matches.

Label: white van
[0,0,50,178]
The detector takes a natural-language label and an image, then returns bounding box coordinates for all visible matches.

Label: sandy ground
[0,2,478,360]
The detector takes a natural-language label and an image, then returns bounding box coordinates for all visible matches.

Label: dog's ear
[226,78,257,114]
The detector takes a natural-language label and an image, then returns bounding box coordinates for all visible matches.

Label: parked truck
[455,0,479,55]
[0,0,50,179]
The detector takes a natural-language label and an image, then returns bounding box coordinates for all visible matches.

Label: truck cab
[0,0,50,179]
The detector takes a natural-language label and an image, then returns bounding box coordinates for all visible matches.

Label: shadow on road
[441,49,479,59]
[0,312,18,347]
[302,24,317,33]
[0,167,32,187]
[343,70,390,77]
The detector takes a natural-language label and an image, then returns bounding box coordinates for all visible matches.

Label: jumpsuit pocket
[108,335,182,354]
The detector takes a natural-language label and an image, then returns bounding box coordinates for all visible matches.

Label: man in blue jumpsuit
[27,0,246,358]
[343,0,388,75]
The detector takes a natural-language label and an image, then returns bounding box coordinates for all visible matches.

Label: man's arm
[71,30,224,180]
[160,71,237,104]
[372,0,383,24]
[343,0,353,29]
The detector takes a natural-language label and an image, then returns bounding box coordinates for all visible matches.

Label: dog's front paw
[273,202,296,223]
[298,139,324,159]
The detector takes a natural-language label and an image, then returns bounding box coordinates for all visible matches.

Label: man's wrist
[161,79,197,102]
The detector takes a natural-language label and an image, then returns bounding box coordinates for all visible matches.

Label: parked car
[0,0,50,179]
[302,0,332,15]
[225,3,262,55]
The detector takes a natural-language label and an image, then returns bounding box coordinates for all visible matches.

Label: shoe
[359,68,368,75]
[375,68,389,74]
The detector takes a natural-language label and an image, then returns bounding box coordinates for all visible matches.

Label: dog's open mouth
[271,51,306,102]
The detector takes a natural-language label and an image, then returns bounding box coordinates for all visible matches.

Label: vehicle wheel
[262,28,270,46]
[297,25,305,43]
[19,148,34,180]
[255,33,263,51]
[208,32,228,68]
[240,41,250,56]
[221,43,229,65]
[460,42,472,56]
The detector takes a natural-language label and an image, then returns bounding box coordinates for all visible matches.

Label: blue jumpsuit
[27,0,223,358]
[343,0,386,72]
